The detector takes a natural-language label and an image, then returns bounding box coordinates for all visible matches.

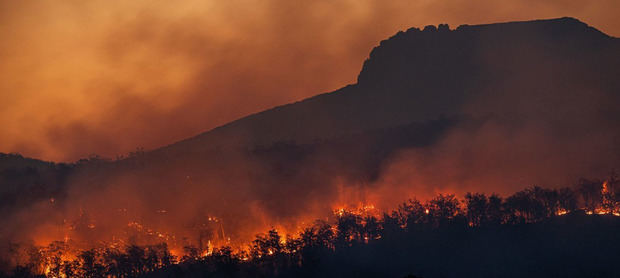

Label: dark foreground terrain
[145,215,620,278]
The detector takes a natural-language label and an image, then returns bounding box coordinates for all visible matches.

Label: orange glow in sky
[1,0,619,161]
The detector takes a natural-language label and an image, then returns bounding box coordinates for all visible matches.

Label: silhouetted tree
[251,229,283,258]
[362,215,381,242]
[465,192,488,227]
[78,250,105,278]
[558,187,578,212]
[293,221,334,276]
[382,212,402,238]
[427,194,461,227]
[181,245,200,264]
[398,199,428,230]
[486,194,504,225]
[335,212,363,246]
[578,178,603,212]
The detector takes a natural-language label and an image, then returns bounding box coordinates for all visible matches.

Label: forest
[3,173,619,278]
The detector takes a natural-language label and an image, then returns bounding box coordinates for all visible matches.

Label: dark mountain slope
[0,153,71,214]
[155,17,620,158]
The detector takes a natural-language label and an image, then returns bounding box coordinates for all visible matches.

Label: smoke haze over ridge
[2,0,620,161]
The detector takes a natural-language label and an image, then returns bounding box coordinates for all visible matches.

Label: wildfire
[41,250,77,278]
[205,240,213,256]
[335,208,345,217]
[602,181,609,194]
[567,179,620,216]
[19,179,620,277]
[333,203,379,218]
[591,180,620,216]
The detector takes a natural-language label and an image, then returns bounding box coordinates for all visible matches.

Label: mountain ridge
[153,17,619,158]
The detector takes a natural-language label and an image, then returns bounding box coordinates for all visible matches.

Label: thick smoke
[1,0,620,161]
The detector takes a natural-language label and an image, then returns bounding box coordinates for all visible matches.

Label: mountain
[153,17,619,157]
[2,17,620,246]
[0,153,71,214]
[97,17,620,233]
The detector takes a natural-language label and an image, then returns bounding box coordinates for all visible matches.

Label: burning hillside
[1,17,620,278]
[4,177,620,277]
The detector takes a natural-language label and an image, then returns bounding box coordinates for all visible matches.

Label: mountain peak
[455,17,607,38]
[357,17,613,86]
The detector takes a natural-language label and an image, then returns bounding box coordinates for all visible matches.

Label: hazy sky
[2,0,619,161]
